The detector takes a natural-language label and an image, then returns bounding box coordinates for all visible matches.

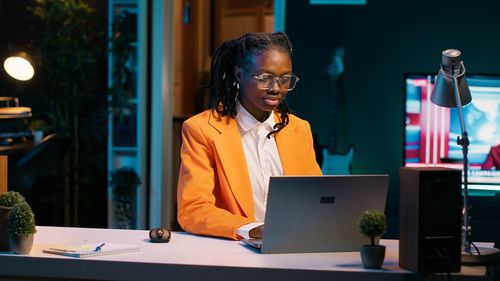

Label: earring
[234,91,239,102]
[233,82,240,102]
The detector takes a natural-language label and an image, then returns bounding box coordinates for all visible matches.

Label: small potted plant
[7,203,37,254]
[357,210,387,269]
[0,191,27,251]
[0,191,27,207]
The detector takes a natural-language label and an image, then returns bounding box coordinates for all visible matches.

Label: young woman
[177,32,321,240]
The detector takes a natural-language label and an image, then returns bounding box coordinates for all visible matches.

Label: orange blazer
[177,110,322,240]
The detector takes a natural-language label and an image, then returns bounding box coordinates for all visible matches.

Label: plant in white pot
[357,210,387,269]
[7,203,37,254]
[0,191,28,251]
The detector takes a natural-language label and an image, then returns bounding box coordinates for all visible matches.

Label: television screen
[404,74,500,188]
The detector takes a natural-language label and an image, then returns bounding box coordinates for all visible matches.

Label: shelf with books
[107,0,147,230]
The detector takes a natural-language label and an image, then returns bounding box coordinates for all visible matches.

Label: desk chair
[0,96,33,149]
[0,96,32,124]
[9,133,70,226]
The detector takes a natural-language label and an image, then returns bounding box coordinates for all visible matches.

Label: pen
[94,243,106,252]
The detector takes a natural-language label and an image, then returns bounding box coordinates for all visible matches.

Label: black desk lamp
[430,49,500,265]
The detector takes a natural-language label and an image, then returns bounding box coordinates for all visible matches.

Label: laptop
[242,175,389,254]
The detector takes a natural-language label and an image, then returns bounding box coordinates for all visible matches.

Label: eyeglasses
[242,68,300,91]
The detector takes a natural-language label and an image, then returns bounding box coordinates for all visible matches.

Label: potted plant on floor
[0,191,27,251]
[7,203,37,254]
[110,168,141,229]
[357,210,387,269]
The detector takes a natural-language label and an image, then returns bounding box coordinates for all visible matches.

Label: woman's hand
[249,225,264,239]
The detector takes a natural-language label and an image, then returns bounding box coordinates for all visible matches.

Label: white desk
[0,226,487,281]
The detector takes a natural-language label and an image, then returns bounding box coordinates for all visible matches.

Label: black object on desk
[149,227,171,243]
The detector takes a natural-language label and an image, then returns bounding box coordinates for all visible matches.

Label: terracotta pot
[9,233,34,254]
[360,244,386,269]
[0,206,12,251]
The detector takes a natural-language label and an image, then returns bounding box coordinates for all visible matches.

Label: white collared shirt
[235,101,283,238]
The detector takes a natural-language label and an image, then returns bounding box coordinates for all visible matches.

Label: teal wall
[286,0,500,239]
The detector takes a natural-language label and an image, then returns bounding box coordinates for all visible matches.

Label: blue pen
[94,243,106,252]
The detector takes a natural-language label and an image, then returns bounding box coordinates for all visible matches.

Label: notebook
[241,175,389,254]
[43,242,140,258]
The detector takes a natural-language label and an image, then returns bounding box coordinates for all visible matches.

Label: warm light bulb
[3,56,35,81]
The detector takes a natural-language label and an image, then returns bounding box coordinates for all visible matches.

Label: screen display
[404,74,500,187]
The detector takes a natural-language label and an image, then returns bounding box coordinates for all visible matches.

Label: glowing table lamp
[3,52,35,81]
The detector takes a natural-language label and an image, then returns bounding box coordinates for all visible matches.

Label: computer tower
[399,167,462,273]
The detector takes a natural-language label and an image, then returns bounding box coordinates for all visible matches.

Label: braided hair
[207,32,294,138]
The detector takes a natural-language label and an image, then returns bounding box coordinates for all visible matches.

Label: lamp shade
[430,49,472,108]
[2,52,35,81]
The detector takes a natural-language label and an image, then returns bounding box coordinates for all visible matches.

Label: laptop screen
[259,175,389,254]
